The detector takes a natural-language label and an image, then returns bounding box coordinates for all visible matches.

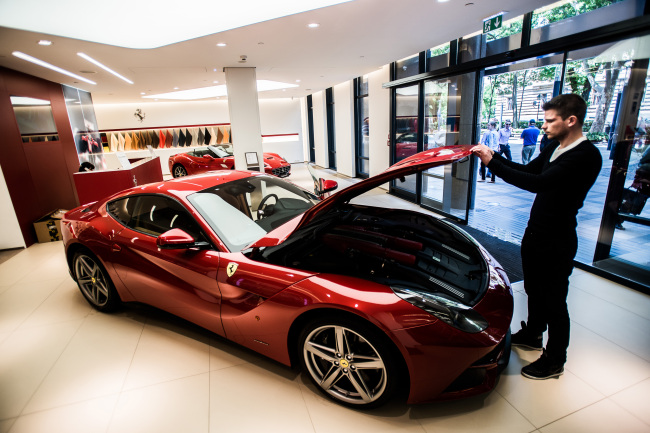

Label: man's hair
[489,121,497,126]
[505,120,511,124]
[543,94,587,126]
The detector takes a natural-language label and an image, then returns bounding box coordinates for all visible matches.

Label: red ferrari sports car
[62,145,512,408]
[168,144,291,178]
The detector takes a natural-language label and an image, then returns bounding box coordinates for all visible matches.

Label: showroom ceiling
[0,0,555,104]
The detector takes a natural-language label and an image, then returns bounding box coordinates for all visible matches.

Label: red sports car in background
[62,145,512,408]
[169,144,291,178]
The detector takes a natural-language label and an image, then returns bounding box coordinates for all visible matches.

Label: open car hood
[248,144,473,249]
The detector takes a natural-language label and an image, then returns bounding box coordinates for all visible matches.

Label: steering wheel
[257,194,279,220]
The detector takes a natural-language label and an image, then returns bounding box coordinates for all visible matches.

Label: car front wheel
[73,251,120,312]
[173,164,188,177]
[298,316,400,408]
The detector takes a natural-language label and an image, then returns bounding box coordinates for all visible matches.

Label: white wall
[334,81,355,177]
[0,164,26,249]
[368,67,391,183]
[94,98,304,163]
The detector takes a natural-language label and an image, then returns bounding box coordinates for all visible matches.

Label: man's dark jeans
[521,227,577,363]
[499,144,512,161]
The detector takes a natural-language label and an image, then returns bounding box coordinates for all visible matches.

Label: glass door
[420,73,477,222]
[391,84,420,200]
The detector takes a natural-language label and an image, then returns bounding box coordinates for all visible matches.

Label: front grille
[272,165,291,177]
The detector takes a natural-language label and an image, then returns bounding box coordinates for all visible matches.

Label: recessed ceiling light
[216,43,226,47]
[12,51,96,85]
[77,52,133,84]
[307,23,320,28]
[296,79,301,83]
[174,87,179,90]
[437,0,450,3]
[140,92,146,95]
[38,40,52,46]
[213,81,219,84]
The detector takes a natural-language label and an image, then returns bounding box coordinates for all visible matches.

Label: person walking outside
[471,94,602,380]
[478,121,498,182]
[497,119,513,161]
[521,119,541,164]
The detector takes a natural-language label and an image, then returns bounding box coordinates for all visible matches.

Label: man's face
[542,109,573,140]
[505,122,511,129]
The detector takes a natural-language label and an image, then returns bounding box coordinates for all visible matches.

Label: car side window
[108,195,202,240]
[107,197,134,226]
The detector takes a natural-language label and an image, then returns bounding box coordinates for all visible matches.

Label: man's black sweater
[487,139,602,234]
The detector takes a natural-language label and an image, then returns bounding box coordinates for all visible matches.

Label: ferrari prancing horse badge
[226,262,238,277]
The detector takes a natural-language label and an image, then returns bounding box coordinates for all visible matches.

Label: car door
[107,194,226,336]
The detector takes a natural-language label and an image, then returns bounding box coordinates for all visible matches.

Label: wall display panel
[63,85,106,170]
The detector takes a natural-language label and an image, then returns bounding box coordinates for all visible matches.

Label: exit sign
[483,14,503,33]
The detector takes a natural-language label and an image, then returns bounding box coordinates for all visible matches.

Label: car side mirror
[203,155,214,160]
[316,178,338,198]
[157,228,210,250]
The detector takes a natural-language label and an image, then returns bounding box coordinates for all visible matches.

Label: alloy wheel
[301,323,390,406]
[73,253,115,310]
[173,165,188,177]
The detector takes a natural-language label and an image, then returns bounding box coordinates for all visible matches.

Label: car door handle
[111,244,122,252]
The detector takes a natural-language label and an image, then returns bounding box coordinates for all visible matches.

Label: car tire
[72,250,120,312]
[298,315,400,408]
[173,164,188,178]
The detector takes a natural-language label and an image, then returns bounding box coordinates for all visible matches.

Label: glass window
[485,16,523,56]
[562,38,648,275]
[356,76,370,177]
[458,31,484,63]
[427,42,450,72]
[395,54,420,80]
[10,96,59,142]
[188,175,318,251]
[109,195,203,240]
[531,0,643,45]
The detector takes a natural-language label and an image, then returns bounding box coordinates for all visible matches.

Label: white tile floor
[1,168,650,433]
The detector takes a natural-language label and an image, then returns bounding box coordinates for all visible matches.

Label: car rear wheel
[73,251,120,312]
[298,316,399,408]
[173,164,188,177]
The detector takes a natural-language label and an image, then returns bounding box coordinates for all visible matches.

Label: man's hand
[472,144,494,165]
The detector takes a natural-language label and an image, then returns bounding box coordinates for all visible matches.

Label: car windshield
[188,175,319,251]
[208,144,233,158]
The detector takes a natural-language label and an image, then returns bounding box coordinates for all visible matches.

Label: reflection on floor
[1,177,649,433]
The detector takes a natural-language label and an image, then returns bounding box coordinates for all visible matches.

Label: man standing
[478,121,498,182]
[498,120,513,161]
[472,94,602,380]
[521,119,541,164]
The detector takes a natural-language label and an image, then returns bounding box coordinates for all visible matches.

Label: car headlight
[392,286,488,333]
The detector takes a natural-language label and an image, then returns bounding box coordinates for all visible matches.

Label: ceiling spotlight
[216,43,226,47]
[38,40,52,46]
[174,87,179,89]
[307,23,320,28]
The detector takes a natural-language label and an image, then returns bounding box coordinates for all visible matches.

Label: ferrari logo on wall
[226,262,239,277]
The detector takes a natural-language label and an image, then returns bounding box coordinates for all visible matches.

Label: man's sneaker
[511,321,543,350]
[521,350,564,380]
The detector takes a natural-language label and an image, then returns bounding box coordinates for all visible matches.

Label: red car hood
[248,145,473,249]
